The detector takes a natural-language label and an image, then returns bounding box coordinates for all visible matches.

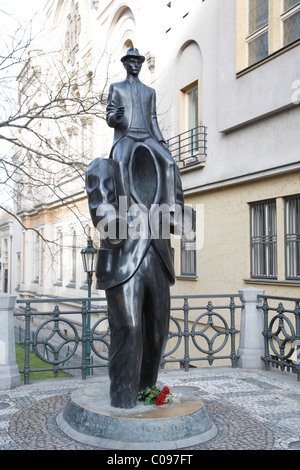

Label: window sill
[180,161,206,174]
[244,278,300,286]
[236,38,300,78]
[176,275,198,281]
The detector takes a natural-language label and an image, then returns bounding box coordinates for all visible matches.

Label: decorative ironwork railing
[258,295,300,381]
[15,294,241,384]
[14,297,110,384]
[162,295,241,371]
[167,126,207,169]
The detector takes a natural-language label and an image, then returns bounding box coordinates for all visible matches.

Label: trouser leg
[139,249,170,390]
[105,246,171,407]
[106,273,144,408]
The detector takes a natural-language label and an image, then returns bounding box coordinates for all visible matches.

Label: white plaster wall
[149,0,300,190]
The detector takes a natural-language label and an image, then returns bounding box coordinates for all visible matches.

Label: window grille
[250,200,277,278]
[181,232,196,277]
[285,195,300,279]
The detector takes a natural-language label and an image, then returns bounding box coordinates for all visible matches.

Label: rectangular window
[247,0,269,66]
[181,232,197,276]
[282,1,300,46]
[249,0,269,33]
[248,31,268,64]
[186,86,199,131]
[285,195,300,279]
[185,85,199,158]
[284,0,300,11]
[177,80,201,166]
[237,0,300,73]
[250,200,277,278]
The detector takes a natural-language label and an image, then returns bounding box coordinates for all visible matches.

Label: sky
[0,1,43,208]
[0,0,41,22]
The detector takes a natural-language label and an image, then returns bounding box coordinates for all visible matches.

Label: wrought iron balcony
[167,125,207,169]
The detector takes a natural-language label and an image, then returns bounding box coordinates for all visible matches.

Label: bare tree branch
[0,9,112,250]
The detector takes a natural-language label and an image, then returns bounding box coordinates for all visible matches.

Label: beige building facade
[1,0,300,304]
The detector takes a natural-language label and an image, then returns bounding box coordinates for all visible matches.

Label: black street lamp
[81,237,97,376]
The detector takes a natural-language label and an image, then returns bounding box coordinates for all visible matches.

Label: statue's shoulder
[141,82,155,94]
[109,80,128,90]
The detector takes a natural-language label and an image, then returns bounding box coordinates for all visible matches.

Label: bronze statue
[86,48,188,408]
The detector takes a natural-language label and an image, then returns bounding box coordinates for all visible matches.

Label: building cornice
[17,190,87,220]
[184,161,300,196]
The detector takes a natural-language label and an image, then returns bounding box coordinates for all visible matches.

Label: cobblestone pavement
[0,367,299,451]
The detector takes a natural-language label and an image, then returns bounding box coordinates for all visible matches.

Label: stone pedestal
[0,294,20,390]
[57,384,217,450]
[237,287,265,370]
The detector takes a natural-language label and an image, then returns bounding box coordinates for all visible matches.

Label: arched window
[107,6,136,79]
[121,38,134,57]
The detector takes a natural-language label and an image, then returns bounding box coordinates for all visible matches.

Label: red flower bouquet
[155,394,166,406]
[138,385,171,406]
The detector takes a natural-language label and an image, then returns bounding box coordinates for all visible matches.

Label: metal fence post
[237,287,265,370]
[81,300,88,380]
[183,297,190,371]
[0,293,20,389]
[229,296,239,368]
[294,301,300,381]
[261,296,271,372]
[24,302,32,384]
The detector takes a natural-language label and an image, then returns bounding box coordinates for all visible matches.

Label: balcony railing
[167,125,207,169]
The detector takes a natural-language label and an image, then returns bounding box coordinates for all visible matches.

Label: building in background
[1,0,300,303]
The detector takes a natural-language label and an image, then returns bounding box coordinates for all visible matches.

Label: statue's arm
[150,89,171,153]
[106,84,124,128]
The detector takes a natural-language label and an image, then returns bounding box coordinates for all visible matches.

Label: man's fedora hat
[121,48,145,63]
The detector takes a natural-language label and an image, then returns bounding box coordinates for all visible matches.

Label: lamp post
[81,237,97,376]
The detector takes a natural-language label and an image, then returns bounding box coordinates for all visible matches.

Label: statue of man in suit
[86,48,189,408]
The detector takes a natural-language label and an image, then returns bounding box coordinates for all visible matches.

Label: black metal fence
[14,293,300,384]
[162,295,241,371]
[15,294,242,384]
[258,294,300,381]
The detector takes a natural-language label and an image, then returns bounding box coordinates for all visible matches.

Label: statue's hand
[160,140,171,154]
[115,106,125,121]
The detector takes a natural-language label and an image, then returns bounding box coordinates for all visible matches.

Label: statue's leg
[139,246,171,391]
[111,137,135,165]
[106,274,144,409]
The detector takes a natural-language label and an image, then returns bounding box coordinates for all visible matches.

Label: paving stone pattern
[0,367,299,450]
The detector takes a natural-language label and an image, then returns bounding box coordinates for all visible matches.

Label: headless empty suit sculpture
[86,48,187,408]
